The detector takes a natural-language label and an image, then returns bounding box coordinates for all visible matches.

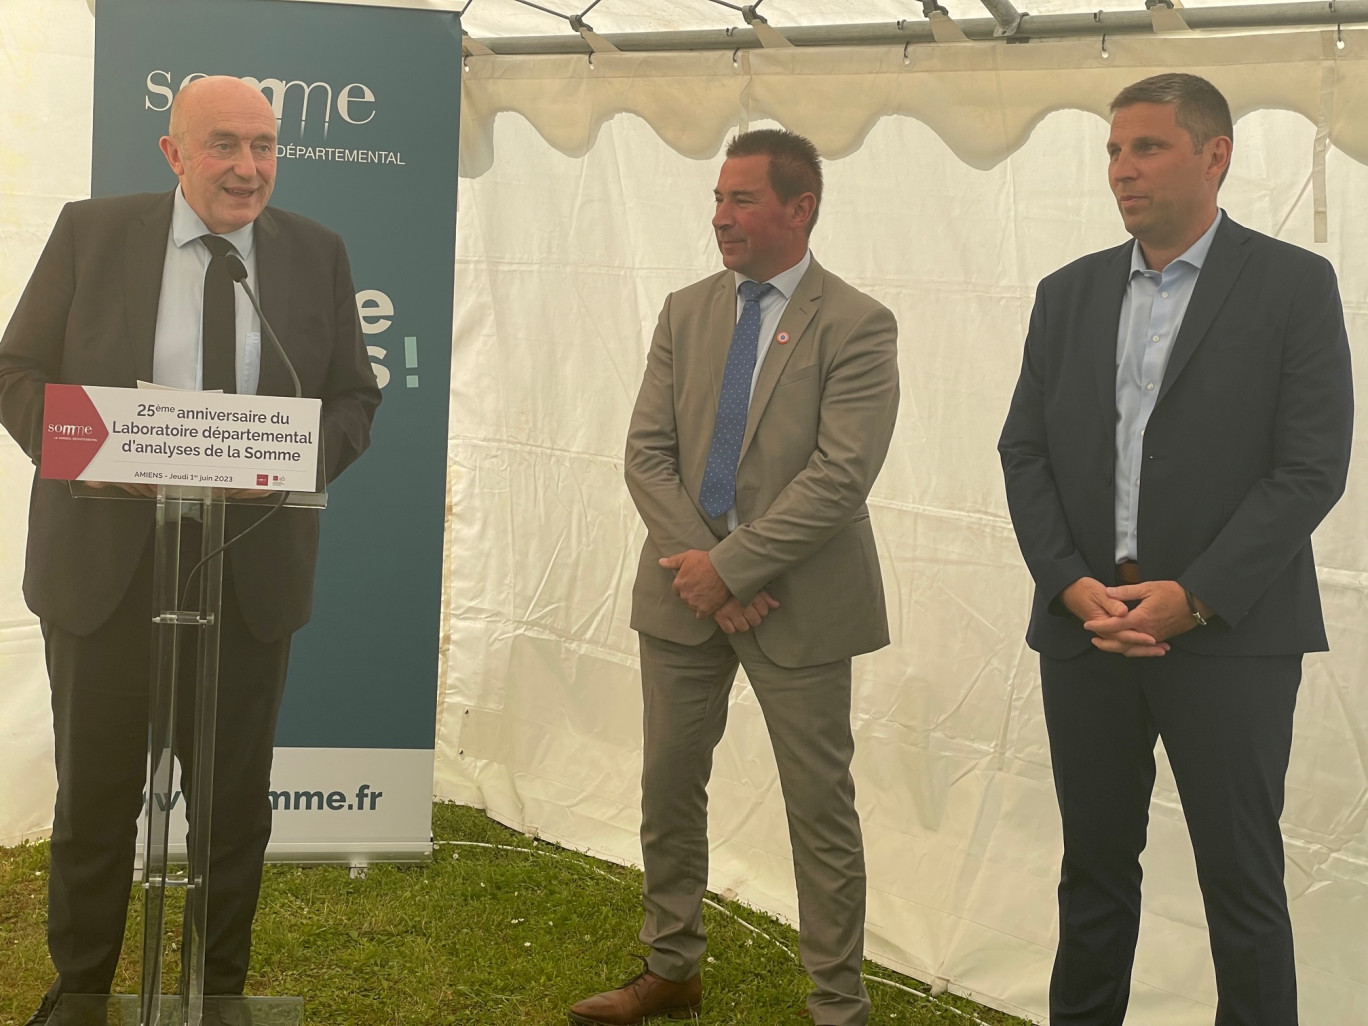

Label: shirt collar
[171,186,256,259]
[1130,209,1223,278]
[735,248,812,301]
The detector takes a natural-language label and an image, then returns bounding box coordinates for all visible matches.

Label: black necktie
[200,234,237,394]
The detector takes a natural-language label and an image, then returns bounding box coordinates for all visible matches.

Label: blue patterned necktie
[699,280,774,518]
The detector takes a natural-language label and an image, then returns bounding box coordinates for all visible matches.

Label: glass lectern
[55,484,323,1026]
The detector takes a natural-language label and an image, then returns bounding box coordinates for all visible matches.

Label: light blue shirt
[1114,210,1222,562]
[723,248,812,529]
[735,248,812,402]
[152,187,261,394]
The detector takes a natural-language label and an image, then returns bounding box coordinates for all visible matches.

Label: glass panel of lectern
[55,484,325,1026]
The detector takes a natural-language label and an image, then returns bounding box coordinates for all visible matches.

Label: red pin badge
[775,331,791,345]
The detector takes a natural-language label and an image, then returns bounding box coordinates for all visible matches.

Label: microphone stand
[177,253,319,605]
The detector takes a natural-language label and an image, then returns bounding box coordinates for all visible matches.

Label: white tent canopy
[3,1,1366,1022]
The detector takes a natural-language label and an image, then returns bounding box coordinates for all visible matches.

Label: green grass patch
[0,804,1032,1025]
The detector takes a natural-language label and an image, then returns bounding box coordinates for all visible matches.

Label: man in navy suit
[999,74,1352,1024]
[0,76,379,1025]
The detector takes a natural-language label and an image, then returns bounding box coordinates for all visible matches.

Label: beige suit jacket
[626,256,900,668]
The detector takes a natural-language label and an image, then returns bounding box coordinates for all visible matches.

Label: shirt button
[1161,291,1169,298]
[1151,335,1160,342]
[1146,382,1155,390]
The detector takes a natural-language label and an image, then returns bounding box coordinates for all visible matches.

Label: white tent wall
[439,107,1368,1021]
[0,0,94,853]
[2,1,1367,1022]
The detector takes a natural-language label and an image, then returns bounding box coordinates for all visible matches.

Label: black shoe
[202,996,254,1026]
[24,982,108,1026]
[22,989,58,1026]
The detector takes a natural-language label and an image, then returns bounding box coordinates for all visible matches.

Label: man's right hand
[1059,577,1127,623]
[713,590,780,635]
[1059,576,1168,657]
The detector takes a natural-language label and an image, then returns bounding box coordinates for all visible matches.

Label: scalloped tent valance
[459,27,1368,186]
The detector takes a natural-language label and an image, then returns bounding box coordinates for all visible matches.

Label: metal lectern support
[139,486,225,1026]
[52,482,320,1026]
[183,491,225,1025]
[138,490,181,1026]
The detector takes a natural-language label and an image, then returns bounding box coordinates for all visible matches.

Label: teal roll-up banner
[95,0,460,861]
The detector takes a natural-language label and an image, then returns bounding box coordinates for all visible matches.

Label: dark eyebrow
[1106,134,1169,153]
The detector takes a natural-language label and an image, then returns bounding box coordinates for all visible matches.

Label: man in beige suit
[569,130,899,1026]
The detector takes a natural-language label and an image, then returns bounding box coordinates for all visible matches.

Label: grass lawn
[0,804,1033,1025]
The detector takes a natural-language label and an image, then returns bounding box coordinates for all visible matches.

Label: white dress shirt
[152,187,262,394]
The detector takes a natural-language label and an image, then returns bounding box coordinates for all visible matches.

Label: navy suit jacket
[0,191,381,641]
[999,215,1353,658]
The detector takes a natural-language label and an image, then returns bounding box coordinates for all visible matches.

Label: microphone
[224,253,301,399]
[223,250,328,495]
[178,249,309,605]
[177,244,330,607]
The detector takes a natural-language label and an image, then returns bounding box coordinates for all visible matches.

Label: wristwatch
[1183,587,1209,627]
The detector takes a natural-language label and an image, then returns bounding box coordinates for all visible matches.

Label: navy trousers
[1040,647,1300,1026]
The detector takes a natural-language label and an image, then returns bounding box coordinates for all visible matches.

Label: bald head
[159,75,278,234]
[168,76,274,140]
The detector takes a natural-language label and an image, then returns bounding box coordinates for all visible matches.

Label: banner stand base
[54,994,303,1025]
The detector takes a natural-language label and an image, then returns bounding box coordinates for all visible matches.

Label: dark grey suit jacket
[998,215,1353,658]
[0,191,381,641]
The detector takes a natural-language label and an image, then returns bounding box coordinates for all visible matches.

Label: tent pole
[461,0,1368,54]
[977,0,1026,37]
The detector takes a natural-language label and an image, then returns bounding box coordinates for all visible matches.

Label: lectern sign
[42,384,321,491]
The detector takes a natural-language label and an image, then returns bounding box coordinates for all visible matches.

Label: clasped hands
[1060,577,1208,658]
[659,549,778,635]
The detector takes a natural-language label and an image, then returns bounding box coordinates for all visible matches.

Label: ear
[1206,135,1232,184]
[789,191,817,233]
[159,134,184,178]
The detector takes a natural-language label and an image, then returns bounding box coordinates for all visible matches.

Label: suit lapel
[1090,242,1133,432]
[253,208,294,396]
[679,274,739,500]
[740,259,822,459]
[123,192,176,383]
[1157,216,1251,404]
[704,272,735,403]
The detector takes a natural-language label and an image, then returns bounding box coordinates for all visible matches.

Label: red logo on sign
[257,474,269,486]
[41,385,109,480]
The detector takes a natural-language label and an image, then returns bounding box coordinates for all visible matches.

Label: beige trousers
[637,629,869,1026]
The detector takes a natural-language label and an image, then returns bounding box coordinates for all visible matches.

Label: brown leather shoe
[568,961,702,1025]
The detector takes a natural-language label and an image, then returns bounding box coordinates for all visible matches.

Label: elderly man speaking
[0,76,380,1025]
